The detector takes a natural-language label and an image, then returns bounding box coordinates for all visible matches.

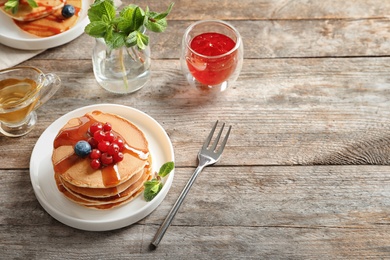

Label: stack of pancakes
[52,111,152,209]
[0,0,65,21]
[0,0,81,37]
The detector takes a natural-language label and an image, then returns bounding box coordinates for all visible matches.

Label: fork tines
[204,120,232,153]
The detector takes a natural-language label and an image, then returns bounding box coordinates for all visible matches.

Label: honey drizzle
[101,164,121,188]
[53,114,149,187]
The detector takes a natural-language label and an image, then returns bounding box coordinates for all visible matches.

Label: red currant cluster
[87,122,125,169]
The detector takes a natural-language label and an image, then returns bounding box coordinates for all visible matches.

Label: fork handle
[150,164,205,249]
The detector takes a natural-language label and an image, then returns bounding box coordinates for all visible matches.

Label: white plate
[30,104,175,231]
[0,0,91,50]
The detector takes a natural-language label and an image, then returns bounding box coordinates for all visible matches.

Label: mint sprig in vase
[85,0,173,94]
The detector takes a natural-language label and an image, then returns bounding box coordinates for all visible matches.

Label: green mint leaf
[4,0,19,14]
[85,1,173,49]
[125,31,138,47]
[119,4,137,18]
[151,182,161,193]
[26,0,38,8]
[84,21,108,38]
[143,161,174,202]
[149,2,174,21]
[87,7,103,22]
[116,17,129,34]
[126,30,148,49]
[4,0,17,8]
[5,0,37,13]
[158,161,174,177]
[107,32,126,49]
[117,9,133,34]
[144,2,173,33]
[145,18,168,33]
[88,0,115,22]
[111,16,121,26]
[131,6,145,31]
[103,24,114,42]
[144,179,163,202]
[136,31,149,50]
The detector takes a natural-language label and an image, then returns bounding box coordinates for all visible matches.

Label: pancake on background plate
[52,111,153,209]
[0,0,81,37]
[0,0,65,21]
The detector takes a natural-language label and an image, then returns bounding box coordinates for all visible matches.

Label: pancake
[55,173,151,209]
[14,0,81,37]
[60,165,145,198]
[52,110,152,209]
[52,111,150,188]
[54,160,152,209]
[0,0,65,21]
[0,0,81,37]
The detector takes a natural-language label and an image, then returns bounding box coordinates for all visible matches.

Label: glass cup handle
[35,73,61,110]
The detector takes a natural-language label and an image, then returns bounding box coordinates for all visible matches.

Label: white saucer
[30,104,175,231]
[0,0,91,50]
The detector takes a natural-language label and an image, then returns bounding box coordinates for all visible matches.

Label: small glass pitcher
[0,66,61,137]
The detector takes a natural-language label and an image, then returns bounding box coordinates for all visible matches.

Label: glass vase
[92,38,151,94]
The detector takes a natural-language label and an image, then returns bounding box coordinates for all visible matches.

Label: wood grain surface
[1,0,390,259]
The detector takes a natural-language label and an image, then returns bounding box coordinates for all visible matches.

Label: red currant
[93,130,105,142]
[86,121,121,169]
[98,140,110,152]
[104,131,115,142]
[90,149,101,159]
[113,152,124,163]
[89,122,103,135]
[113,137,124,151]
[90,159,101,169]
[107,143,120,156]
[87,137,98,149]
[101,153,113,165]
[103,122,112,132]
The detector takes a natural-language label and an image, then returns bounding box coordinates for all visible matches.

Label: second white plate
[29,104,175,231]
[0,0,91,50]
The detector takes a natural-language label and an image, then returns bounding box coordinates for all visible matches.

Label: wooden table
[2,0,390,258]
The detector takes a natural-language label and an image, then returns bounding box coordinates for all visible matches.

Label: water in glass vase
[92,39,151,94]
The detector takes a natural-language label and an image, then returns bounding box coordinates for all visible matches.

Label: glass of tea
[0,66,61,137]
[181,20,243,93]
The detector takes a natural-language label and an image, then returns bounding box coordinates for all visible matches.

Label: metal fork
[150,121,232,249]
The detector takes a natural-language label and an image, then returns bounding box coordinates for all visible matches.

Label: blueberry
[74,141,91,158]
[62,4,75,18]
